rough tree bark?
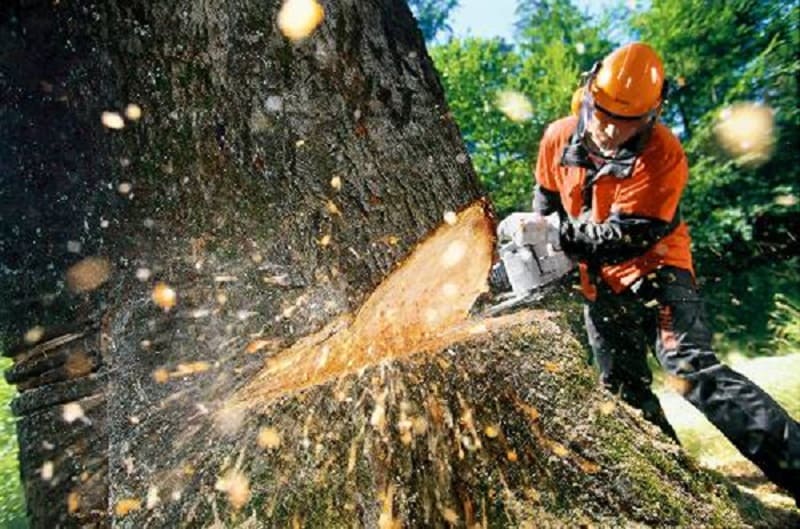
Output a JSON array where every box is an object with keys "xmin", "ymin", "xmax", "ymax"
[{"xmin": 0, "ymin": 1, "xmax": 792, "ymax": 528}]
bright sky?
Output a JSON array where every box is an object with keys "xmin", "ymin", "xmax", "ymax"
[
  {"xmin": 447, "ymin": 0, "xmax": 517, "ymax": 40},
  {"xmin": 448, "ymin": 0, "xmax": 616, "ymax": 41}
]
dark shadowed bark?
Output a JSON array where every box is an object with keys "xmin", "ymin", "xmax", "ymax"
[
  {"xmin": 1, "ymin": 1, "xmax": 795, "ymax": 528},
  {"xmin": 0, "ymin": 0, "xmax": 482, "ymax": 526}
]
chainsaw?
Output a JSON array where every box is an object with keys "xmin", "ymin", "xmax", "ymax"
[{"xmin": 476, "ymin": 212, "xmax": 574, "ymax": 317}]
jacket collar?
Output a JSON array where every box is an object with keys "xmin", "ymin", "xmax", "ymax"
[{"xmin": 559, "ymin": 116, "xmax": 652, "ymax": 179}]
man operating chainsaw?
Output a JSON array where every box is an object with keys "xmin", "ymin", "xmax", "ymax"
[{"xmin": 506, "ymin": 42, "xmax": 799, "ymax": 503}]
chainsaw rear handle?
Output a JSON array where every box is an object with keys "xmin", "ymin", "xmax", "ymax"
[
  {"xmin": 496, "ymin": 212, "xmax": 562, "ymax": 250},
  {"xmin": 496, "ymin": 212, "xmax": 546, "ymax": 248}
]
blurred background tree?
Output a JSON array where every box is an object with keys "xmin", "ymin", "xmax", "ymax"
[{"xmin": 629, "ymin": 0, "xmax": 800, "ymax": 354}]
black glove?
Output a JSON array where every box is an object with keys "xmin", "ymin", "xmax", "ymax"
[{"xmin": 559, "ymin": 214, "xmax": 675, "ymax": 266}]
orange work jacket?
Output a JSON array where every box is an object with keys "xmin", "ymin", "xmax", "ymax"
[{"xmin": 535, "ymin": 116, "xmax": 694, "ymax": 300}]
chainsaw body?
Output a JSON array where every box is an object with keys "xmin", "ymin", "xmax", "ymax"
[{"xmin": 483, "ymin": 212, "xmax": 573, "ymax": 316}]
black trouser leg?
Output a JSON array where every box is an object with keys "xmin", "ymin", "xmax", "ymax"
[
  {"xmin": 646, "ymin": 267, "xmax": 800, "ymax": 499},
  {"xmin": 584, "ymin": 288, "xmax": 679, "ymax": 442}
]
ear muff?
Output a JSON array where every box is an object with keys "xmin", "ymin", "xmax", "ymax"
[
  {"xmin": 650, "ymin": 79, "xmax": 669, "ymax": 118},
  {"xmin": 573, "ymin": 62, "xmax": 600, "ymax": 119}
]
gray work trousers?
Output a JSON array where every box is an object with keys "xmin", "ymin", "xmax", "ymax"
[{"xmin": 583, "ymin": 266, "xmax": 800, "ymax": 499}]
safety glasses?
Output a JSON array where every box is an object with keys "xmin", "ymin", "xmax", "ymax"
[
  {"xmin": 579, "ymin": 86, "xmax": 655, "ymax": 151},
  {"xmin": 589, "ymin": 103, "xmax": 651, "ymax": 139}
]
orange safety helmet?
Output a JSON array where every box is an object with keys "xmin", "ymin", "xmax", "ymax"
[{"xmin": 588, "ymin": 42, "xmax": 667, "ymax": 119}]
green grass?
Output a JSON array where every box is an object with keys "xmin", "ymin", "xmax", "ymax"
[{"xmin": 0, "ymin": 357, "xmax": 27, "ymax": 528}]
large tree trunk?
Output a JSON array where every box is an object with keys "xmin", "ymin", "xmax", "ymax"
[{"xmin": 0, "ymin": 1, "xmax": 791, "ymax": 528}]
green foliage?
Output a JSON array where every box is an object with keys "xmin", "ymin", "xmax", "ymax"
[
  {"xmin": 702, "ymin": 258, "xmax": 800, "ymax": 357},
  {"xmin": 407, "ymin": 0, "xmax": 460, "ymax": 42},
  {"xmin": 431, "ymin": 38, "xmax": 541, "ymax": 214},
  {"xmin": 0, "ymin": 358, "xmax": 26, "ymax": 528},
  {"xmin": 515, "ymin": 0, "xmax": 613, "ymax": 71},
  {"xmin": 429, "ymin": 1, "xmax": 611, "ymax": 215}
]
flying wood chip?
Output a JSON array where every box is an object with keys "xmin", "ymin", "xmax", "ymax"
[
  {"xmin": 714, "ymin": 102, "xmax": 775, "ymax": 167},
  {"xmin": 171, "ymin": 361, "xmax": 211, "ymax": 377},
  {"xmin": 326, "ymin": 200, "xmax": 341, "ymax": 216},
  {"xmin": 484, "ymin": 425, "xmax": 500, "ymax": 438},
  {"xmin": 115, "ymin": 498, "xmax": 142, "ymax": 516},
  {"xmin": 495, "ymin": 90, "xmax": 534, "ymax": 123},
  {"xmin": 215, "ymin": 471, "xmax": 251, "ymax": 510},
  {"xmin": 101, "ymin": 111, "xmax": 125, "ymax": 130},
  {"xmin": 40, "ymin": 461, "xmax": 54, "ymax": 481},
  {"xmin": 23, "ymin": 325, "xmax": 45, "ymax": 344},
  {"xmin": 67, "ymin": 491, "xmax": 80, "ymax": 514},
  {"xmin": 66, "ymin": 257, "xmax": 111, "ymax": 293},
  {"xmin": 146, "ymin": 486, "xmax": 159, "ymax": 509},
  {"xmin": 62, "ymin": 402, "xmax": 86, "ymax": 424},
  {"xmin": 151, "ymin": 282, "xmax": 177, "ymax": 311},
  {"xmin": 246, "ymin": 338, "xmax": 281, "ymax": 354},
  {"xmin": 277, "ymin": 0, "xmax": 324, "ymax": 41},
  {"xmin": 125, "ymin": 103, "xmax": 142, "ymax": 120},
  {"xmin": 152, "ymin": 368, "xmax": 169, "ymax": 384},
  {"xmin": 257, "ymin": 427, "xmax": 282, "ymax": 450}
]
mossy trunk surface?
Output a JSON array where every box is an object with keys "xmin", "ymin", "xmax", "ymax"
[{"xmin": 1, "ymin": 1, "xmax": 795, "ymax": 528}]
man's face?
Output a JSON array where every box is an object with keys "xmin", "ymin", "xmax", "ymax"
[{"xmin": 584, "ymin": 105, "xmax": 649, "ymax": 154}]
